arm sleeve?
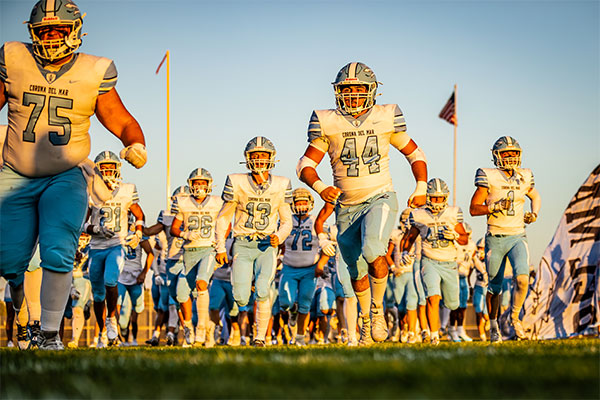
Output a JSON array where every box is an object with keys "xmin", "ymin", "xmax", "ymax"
[
  {"xmin": 131, "ymin": 184, "xmax": 139, "ymax": 204},
  {"xmin": 215, "ymin": 201, "xmax": 237, "ymax": 253},
  {"xmin": 393, "ymin": 104, "xmax": 407, "ymax": 133},
  {"xmin": 98, "ymin": 61, "xmax": 118, "ymax": 95},
  {"xmin": 222, "ymin": 176, "xmax": 235, "ymax": 202},
  {"xmin": 274, "ymin": 203, "xmax": 293, "ymax": 243},
  {"xmin": 474, "ymin": 168, "xmax": 489, "ymax": 188}
]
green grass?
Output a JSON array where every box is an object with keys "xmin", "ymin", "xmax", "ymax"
[{"xmin": 1, "ymin": 339, "xmax": 598, "ymax": 399}]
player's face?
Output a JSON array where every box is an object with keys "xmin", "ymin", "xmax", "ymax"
[
  {"xmin": 499, "ymin": 149, "xmax": 521, "ymax": 169},
  {"xmin": 249, "ymin": 151, "xmax": 271, "ymax": 170},
  {"xmin": 36, "ymin": 25, "xmax": 72, "ymax": 41},
  {"xmin": 190, "ymin": 179, "xmax": 209, "ymax": 197},
  {"xmin": 99, "ymin": 162, "xmax": 117, "ymax": 178},
  {"xmin": 294, "ymin": 199, "xmax": 309, "ymax": 214},
  {"xmin": 340, "ymin": 85, "xmax": 368, "ymax": 109},
  {"xmin": 429, "ymin": 195, "xmax": 446, "ymax": 205}
]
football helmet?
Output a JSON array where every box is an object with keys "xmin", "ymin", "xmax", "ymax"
[
  {"xmin": 187, "ymin": 168, "xmax": 213, "ymax": 198},
  {"xmin": 291, "ymin": 188, "xmax": 314, "ymax": 215},
  {"xmin": 171, "ymin": 185, "xmax": 190, "ymax": 200},
  {"xmin": 94, "ymin": 150, "xmax": 121, "ymax": 189},
  {"xmin": 244, "ymin": 136, "xmax": 277, "ymax": 174},
  {"xmin": 399, "ymin": 208, "xmax": 412, "ymax": 230},
  {"xmin": 332, "ymin": 62, "xmax": 378, "ymax": 115},
  {"xmin": 28, "ymin": 0, "xmax": 85, "ymax": 62},
  {"xmin": 463, "ymin": 221, "xmax": 472, "ymax": 236},
  {"xmin": 492, "ymin": 136, "xmax": 522, "ymax": 171},
  {"xmin": 426, "ymin": 178, "xmax": 450, "ymax": 212}
]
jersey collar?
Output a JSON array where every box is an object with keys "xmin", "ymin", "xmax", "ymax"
[
  {"xmin": 337, "ymin": 107, "xmax": 373, "ymax": 128},
  {"xmin": 247, "ymin": 173, "xmax": 272, "ymax": 194},
  {"xmin": 28, "ymin": 43, "xmax": 79, "ymax": 84}
]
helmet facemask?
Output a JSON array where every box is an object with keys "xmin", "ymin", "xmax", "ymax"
[
  {"xmin": 493, "ymin": 149, "xmax": 522, "ymax": 171},
  {"xmin": 334, "ymin": 83, "xmax": 377, "ymax": 115},
  {"xmin": 426, "ymin": 178, "xmax": 450, "ymax": 213},
  {"xmin": 426, "ymin": 194, "xmax": 448, "ymax": 213},
  {"xmin": 97, "ymin": 161, "xmax": 121, "ymax": 190},
  {"xmin": 188, "ymin": 179, "xmax": 212, "ymax": 198},
  {"xmin": 245, "ymin": 151, "xmax": 276, "ymax": 175}
]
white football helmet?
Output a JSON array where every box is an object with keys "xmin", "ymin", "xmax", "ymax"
[
  {"xmin": 426, "ymin": 178, "xmax": 450, "ymax": 212},
  {"xmin": 492, "ymin": 136, "xmax": 522, "ymax": 171},
  {"xmin": 28, "ymin": 0, "xmax": 85, "ymax": 62},
  {"xmin": 187, "ymin": 168, "xmax": 213, "ymax": 198},
  {"xmin": 291, "ymin": 188, "xmax": 314, "ymax": 216},
  {"xmin": 332, "ymin": 62, "xmax": 379, "ymax": 115},
  {"xmin": 399, "ymin": 208, "xmax": 412, "ymax": 231},
  {"xmin": 94, "ymin": 151, "xmax": 121, "ymax": 189},
  {"xmin": 243, "ymin": 136, "xmax": 277, "ymax": 174}
]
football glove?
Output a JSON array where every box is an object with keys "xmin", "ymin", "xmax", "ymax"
[
  {"xmin": 438, "ymin": 228, "xmax": 459, "ymax": 241},
  {"xmin": 524, "ymin": 212, "xmax": 537, "ymax": 224},
  {"xmin": 318, "ymin": 233, "xmax": 336, "ymax": 257},
  {"xmin": 125, "ymin": 230, "xmax": 143, "ymax": 249},
  {"xmin": 120, "ymin": 143, "xmax": 147, "ymax": 168},
  {"xmin": 154, "ymin": 275, "xmax": 165, "ymax": 286},
  {"xmin": 70, "ymin": 286, "xmax": 81, "ymax": 300},
  {"xmin": 399, "ymin": 251, "xmax": 415, "ymax": 266},
  {"xmin": 93, "ymin": 225, "xmax": 115, "ymax": 239},
  {"xmin": 488, "ymin": 197, "xmax": 512, "ymax": 214}
]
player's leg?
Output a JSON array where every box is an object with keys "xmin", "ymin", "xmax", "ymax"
[
  {"xmin": 335, "ymin": 256, "xmax": 358, "ymax": 345},
  {"xmin": 195, "ymin": 250, "xmax": 216, "ymax": 345},
  {"xmin": 278, "ymin": 265, "xmax": 300, "ymax": 322},
  {"xmin": 68, "ymin": 277, "xmax": 90, "ymax": 348},
  {"xmin": 24, "ymin": 266, "xmax": 43, "ymax": 346},
  {"xmin": 439, "ymin": 262, "xmax": 460, "ymax": 342},
  {"xmin": 253, "ymin": 240, "xmax": 277, "ymax": 346},
  {"xmin": 485, "ymin": 235, "xmax": 509, "ymax": 343},
  {"xmin": 421, "ymin": 256, "xmax": 444, "ymax": 344},
  {"xmin": 296, "ymin": 265, "xmax": 317, "ymax": 343},
  {"xmin": 5, "ymin": 290, "xmax": 15, "ymax": 347},
  {"xmin": 507, "ymin": 235, "xmax": 531, "ymax": 339},
  {"xmin": 231, "ymin": 239, "xmax": 256, "ymax": 345},
  {"xmin": 413, "ymin": 258, "xmax": 430, "ymax": 342},
  {"xmin": 404, "ymin": 274, "xmax": 419, "ymax": 343},
  {"xmin": 103, "ymin": 246, "xmax": 125, "ymax": 345},
  {"xmin": 129, "ymin": 283, "xmax": 144, "ymax": 345},
  {"xmin": 88, "ymin": 249, "xmax": 108, "ymax": 346},
  {"xmin": 177, "ymin": 257, "xmax": 197, "ymax": 346},
  {"xmin": 456, "ymin": 276, "xmax": 472, "ymax": 341}
]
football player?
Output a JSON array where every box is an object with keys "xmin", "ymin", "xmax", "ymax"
[
  {"xmin": 116, "ymin": 220, "xmax": 153, "ymax": 347},
  {"xmin": 297, "ymin": 62, "xmax": 428, "ymax": 344},
  {"xmin": 85, "ymin": 151, "xmax": 145, "ymax": 347},
  {"xmin": 473, "ymin": 238, "xmax": 490, "ymax": 341},
  {"xmin": 399, "ymin": 178, "xmax": 469, "ymax": 345},
  {"xmin": 215, "ymin": 137, "xmax": 293, "ymax": 347},
  {"xmin": 314, "ymin": 202, "xmax": 359, "ymax": 346},
  {"xmin": 66, "ymin": 232, "xmax": 92, "ymax": 348},
  {"xmin": 170, "ymin": 168, "xmax": 222, "ymax": 347},
  {"xmin": 144, "ymin": 186, "xmax": 190, "ymax": 346},
  {"xmin": 0, "ymin": 0, "xmax": 146, "ymax": 350},
  {"xmin": 386, "ymin": 209, "xmax": 419, "ymax": 343},
  {"xmin": 448, "ymin": 222, "xmax": 476, "ymax": 342},
  {"xmin": 279, "ymin": 188, "xmax": 320, "ymax": 346},
  {"xmin": 469, "ymin": 136, "xmax": 541, "ymax": 342}
]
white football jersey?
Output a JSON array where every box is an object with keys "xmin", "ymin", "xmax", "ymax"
[
  {"xmin": 475, "ymin": 167, "xmax": 535, "ymax": 235},
  {"xmin": 222, "ymin": 173, "xmax": 292, "ymax": 238},
  {"xmin": 157, "ymin": 209, "xmax": 184, "ymax": 261},
  {"xmin": 456, "ymin": 239, "xmax": 476, "ymax": 277},
  {"xmin": 171, "ymin": 195, "xmax": 222, "ymax": 249},
  {"xmin": 150, "ymin": 247, "xmax": 166, "ymax": 275},
  {"xmin": 283, "ymin": 214, "xmax": 321, "ymax": 267},
  {"xmin": 389, "ymin": 227, "xmax": 415, "ymax": 273},
  {"xmin": 410, "ymin": 206, "xmax": 464, "ymax": 262},
  {"xmin": 0, "ymin": 42, "xmax": 117, "ymax": 177},
  {"xmin": 119, "ymin": 240, "xmax": 144, "ymax": 286},
  {"xmin": 473, "ymin": 257, "xmax": 488, "ymax": 287},
  {"xmin": 307, "ymin": 104, "xmax": 408, "ymax": 205},
  {"xmin": 89, "ymin": 183, "xmax": 138, "ymax": 250}
]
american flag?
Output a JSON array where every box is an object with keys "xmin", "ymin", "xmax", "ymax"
[{"xmin": 439, "ymin": 91, "xmax": 457, "ymax": 125}]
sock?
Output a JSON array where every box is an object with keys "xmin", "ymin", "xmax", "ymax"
[
  {"xmin": 71, "ymin": 307, "xmax": 85, "ymax": 343},
  {"xmin": 153, "ymin": 329, "xmax": 160, "ymax": 339},
  {"xmin": 195, "ymin": 290, "xmax": 209, "ymax": 330},
  {"xmin": 10, "ymin": 285, "xmax": 28, "ymax": 326},
  {"xmin": 355, "ymin": 288, "xmax": 372, "ymax": 318},
  {"xmin": 344, "ymin": 296, "xmax": 358, "ymax": 341},
  {"xmin": 490, "ymin": 319, "xmax": 499, "ymax": 330},
  {"xmin": 24, "ymin": 267, "xmax": 43, "ymax": 322},
  {"xmin": 511, "ymin": 275, "xmax": 529, "ymax": 322},
  {"xmin": 40, "ymin": 269, "xmax": 72, "ymax": 332},
  {"xmin": 369, "ymin": 275, "xmax": 387, "ymax": 308},
  {"xmin": 255, "ymin": 299, "xmax": 271, "ymax": 341},
  {"xmin": 431, "ymin": 331, "xmax": 439, "ymax": 340},
  {"xmin": 168, "ymin": 304, "xmax": 178, "ymax": 329}
]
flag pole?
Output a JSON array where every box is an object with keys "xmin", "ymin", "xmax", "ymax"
[
  {"xmin": 453, "ymin": 83, "xmax": 457, "ymax": 206},
  {"xmin": 166, "ymin": 50, "xmax": 171, "ymax": 210}
]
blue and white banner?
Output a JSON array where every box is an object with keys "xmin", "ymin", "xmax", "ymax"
[{"xmin": 522, "ymin": 164, "xmax": 600, "ymax": 339}]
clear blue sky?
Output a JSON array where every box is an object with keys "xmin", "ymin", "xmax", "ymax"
[{"xmin": 1, "ymin": 0, "xmax": 598, "ymax": 265}]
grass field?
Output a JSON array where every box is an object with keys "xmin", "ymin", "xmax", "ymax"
[{"xmin": 1, "ymin": 339, "xmax": 598, "ymax": 399}]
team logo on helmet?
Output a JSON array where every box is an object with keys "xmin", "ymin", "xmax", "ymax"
[
  {"xmin": 492, "ymin": 136, "xmax": 522, "ymax": 171},
  {"xmin": 291, "ymin": 188, "xmax": 314, "ymax": 216},
  {"xmin": 28, "ymin": 0, "xmax": 85, "ymax": 62},
  {"xmin": 332, "ymin": 62, "xmax": 379, "ymax": 115},
  {"xmin": 187, "ymin": 168, "xmax": 213, "ymax": 198},
  {"xmin": 426, "ymin": 178, "xmax": 450, "ymax": 212},
  {"xmin": 94, "ymin": 150, "xmax": 121, "ymax": 189},
  {"xmin": 243, "ymin": 136, "xmax": 277, "ymax": 174}
]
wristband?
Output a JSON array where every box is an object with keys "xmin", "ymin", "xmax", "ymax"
[{"xmin": 312, "ymin": 180, "xmax": 328, "ymax": 195}]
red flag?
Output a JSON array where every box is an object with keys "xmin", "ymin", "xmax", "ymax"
[
  {"xmin": 439, "ymin": 91, "xmax": 457, "ymax": 125},
  {"xmin": 155, "ymin": 52, "xmax": 168, "ymax": 74}
]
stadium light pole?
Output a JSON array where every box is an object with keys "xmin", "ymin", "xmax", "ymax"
[
  {"xmin": 453, "ymin": 83, "xmax": 457, "ymax": 206},
  {"xmin": 156, "ymin": 51, "xmax": 171, "ymax": 210}
]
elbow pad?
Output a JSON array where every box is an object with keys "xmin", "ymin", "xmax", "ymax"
[
  {"xmin": 296, "ymin": 155, "xmax": 318, "ymax": 178},
  {"xmin": 405, "ymin": 147, "xmax": 427, "ymax": 165}
]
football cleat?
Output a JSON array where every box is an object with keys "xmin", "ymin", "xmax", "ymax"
[
  {"xmin": 421, "ymin": 330, "xmax": 431, "ymax": 344},
  {"xmin": 38, "ymin": 331, "xmax": 64, "ymax": 351},
  {"xmin": 27, "ymin": 0, "xmax": 85, "ymax": 62},
  {"xmin": 214, "ymin": 324, "xmax": 223, "ymax": 345},
  {"xmin": 407, "ymin": 331, "xmax": 417, "ymax": 344},
  {"xmin": 359, "ymin": 317, "xmax": 374, "ymax": 346},
  {"xmin": 28, "ymin": 321, "xmax": 42, "ymax": 349},
  {"xmin": 129, "ymin": 339, "xmax": 138, "ymax": 347},
  {"xmin": 370, "ymin": 305, "xmax": 388, "ymax": 342},
  {"xmin": 105, "ymin": 317, "xmax": 119, "ymax": 344},
  {"xmin": 227, "ymin": 330, "xmax": 241, "ymax": 347},
  {"xmin": 195, "ymin": 326, "xmax": 206, "ymax": 346},
  {"xmin": 332, "ymin": 62, "xmax": 378, "ymax": 115},
  {"xmin": 490, "ymin": 327, "xmax": 503, "ymax": 343},
  {"xmin": 7, "ymin": 340, "xmax": 15, "ymax": 348},
  {"xmin": 252, "ymin": 339, "xmax": 266, "ymax": 348},
  {"xmin": 512, "ymin": 319, "xmax": 527, "ymax": 340},
  {"xmin": 480, "ymin": 333, "xmax": 487, "ymax": 342},
  {"xmin": 347, "ymin": 337, "xmax": 359, "ymax": 347},
  {"xmin": 431, "ymin": 335, "xmax": 440, "ymax": 346},
  {"xmin": 146, "ymin": 336, "xmax": 159, "ymax": 347},
  {"xmin": 458, "ymin": 327, "xmax": 473, "ymax": 342},
  {"xmin": 204, "ymin": 324, "xmax": 215, "ymax": 348},
  {"xmin": 448, "ymin": 326, "xmax": 461, "ymax": 342},
  {"xmin": 16, "ymin": 323, "xmax": 30, "ymax": 350},
  {"xmin": 339, "ymin": 328, "xmax": 348, "ymax": 344},
  {"xmin": 183, "ymin": 325, "xmax": 194, "ymax": 347},
  {"xmin": 166, "ymin": 332, "xmax": 175, "ymax": 346},
  {"xmin": 294, "ymin": 334, "xmax": 306, "ymax": 347},
  {"xmin": 289, "ymin": 303, "xmax": 299, "ymax": 327},
  {"xmin": 67, "ymin": 340, "xmax": 78, "ymax": 349}
]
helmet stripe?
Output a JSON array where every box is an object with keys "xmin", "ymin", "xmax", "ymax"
[
  {"xmin": 47, "ymin": 0, "xmax": 56, "ymax": 17},
  {"xmin": 348, "ymin": 62, "xmax": 358, "ymax": 79}
]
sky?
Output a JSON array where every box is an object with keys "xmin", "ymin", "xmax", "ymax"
[{"xmin": 1, "ymin": 0, "xmax": 598, "ymax": 266}]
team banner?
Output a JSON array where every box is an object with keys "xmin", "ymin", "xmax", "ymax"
[{"xmin": 522, "ymin": 164, "xmax": 600, "ymax": 339}]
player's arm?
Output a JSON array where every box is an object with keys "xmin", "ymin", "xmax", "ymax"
[
  {"xmin": 454, "ymin": 223, "xmax": 469, "ymax": 246},
  {"xmin": 169, "ymin": 215, "xmax": 184, "ymax": 238},
  {"xmin": 391, "ymin": 134, "xmax": 428, "ymax": 207},
  {"xmin": 470, "ymin": 186, "xmax": 491, "ymax": 216},
  {"xmin": 129, "ymin": 203, "xmax": 145, "ymax": 234},
  {"xmin": 143, "ymin": 222, "xmax": 165, "ymax": 237},
  {"xmin": 215, "ymin": 201, "xmax": 237, "ymax": 264},
  {"xmin": 385, "ymin": 241, "xmax": 395, "ymax": 269},
  {"xmin": 297, "ymin": 139, "xmax": 341, "ymax": 204},
  {"xmin": 314, "ymin": 202, "xmax": 336, "ymax": 257},
  {"xmin": 136, "ymin": 239, "xmax": 154, "ymax": 284},
  {"xmin": 399, "ymin": 226, "xmax": 420, "ymax": 253},
  {"xmin": 272, "ymin": 203, "xmax": 293, "ymax": 247},
  {"xmin": 525, "ymin": 188, "xmax": 541, "ymax": 223},
  {"xmin": 95, "ymin": 88, "xmax": 146, "ymax": 168},
  {"xmin": 0, "ymin": 80, "xmax": 6, "ymax": 110}
]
